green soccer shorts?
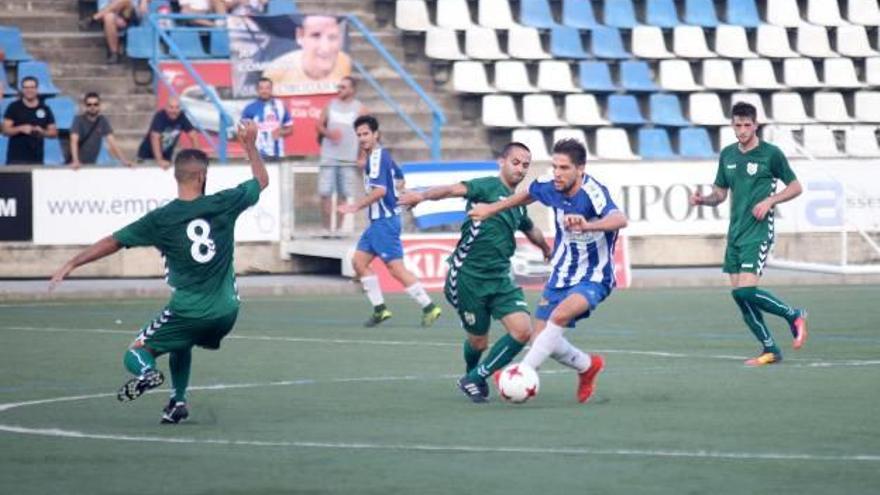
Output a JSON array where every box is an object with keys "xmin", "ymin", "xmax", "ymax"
[
  {"xmin": 444, "ymin": 271, "xmax": 530, "ymax": 335},
  {"xmin": 132, "ymin": 308, "xmax": 239, "ymax": 354},
  {"xmin": 722, "ymin": 241, "xmax": 771, "ymax": 276}
]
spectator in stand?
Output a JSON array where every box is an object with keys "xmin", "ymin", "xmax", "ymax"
[
  {"xmin": 223, "ymin": 0, "xmax": 267, "ymax": 14},
  {"xmin": 81, "ymin": 0, "xmax": 150, "ymax": 64},
  {"xmin": 70, "ymin": 92, "xmax": 132, "ymax": 168},
  {"xmin": 136, "ymin": 97, "xmax": 198, "ymax": 169},
  {"xmin": 2, "ymin": 76, "xmax": 58, "ymax": 165},
  {"xmin": 179, "ymin": 0, "xmax": 227, "ymax": 27},
  {"xmin": 240, "ymin": 77, "xmax": 292, "ymax": 161}
]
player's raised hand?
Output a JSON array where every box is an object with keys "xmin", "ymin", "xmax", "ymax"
[
  {"xmin": 237, "ymin": 119, "xmax": 258, "ymax": 147},
  {"xmin": 397, "ymin": 191, "xmax": 423, "ymax": 207},
  {"xmin": 468, "ymin": 203, "xmax": 493, "ymax": 222},
  {"xmin": 564, "ymin": 214, "xmax": 589, "ymax": 232},
  {"xmin": 752, "ymin": 198, "xmax": 773, "ymax": 220}
]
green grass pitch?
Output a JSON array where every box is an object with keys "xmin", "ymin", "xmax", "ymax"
[{"xmin": 1, "ymin": 285, "xmax": 879, "ymax": 494}]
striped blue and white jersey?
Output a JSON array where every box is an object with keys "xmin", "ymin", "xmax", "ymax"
[
  {"xmin": 528, "ymin": 175, "xmax": 620, "ymax": 290},
  {"xmin": 240, "ymin": 98, "xmax": 292, "ymax": 158},
  {"xmin": 364, "ymin": 147, "xmax": 401, "ymax": 221}
]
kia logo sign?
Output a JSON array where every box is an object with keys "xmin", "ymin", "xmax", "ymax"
[{"xmin": 402, "ymin": 243, "xmax": 454, "ymax": 287}]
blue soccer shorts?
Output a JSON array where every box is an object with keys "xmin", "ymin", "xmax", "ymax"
[
  {"xmin": 356, "ymin": 216, "xmax": 404, "ymax": 262},
  {"xmin": 535, "ymin": 281, "xmax": 610, "ymax": 327}
]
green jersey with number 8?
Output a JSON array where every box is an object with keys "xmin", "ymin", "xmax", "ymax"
[{"xmin": 113, "ymin": 179, "xmax": 262, "ymax": 319}]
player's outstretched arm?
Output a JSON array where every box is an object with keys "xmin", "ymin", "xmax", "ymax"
[
  {"xmin": 49, "ymin": 236, "xmax": 122, "ymax": 292},
  {"xmin": 468, "ymin": 190, "xmax": 534, "ymax": 221},
  {"xmin": 238, "ymin": 120, "xmax": 269, "ymax": 190},
  {"xmin": 338, "ymin": 186, "xmax": 386, "ymax": 214},
  {"xmin": 398, "ymin": 183, "xmax": 468, "ymax": 207},
  {"xmin": 752, "ymin": 180, "xmax": 802, "ymax": 221},
  {"xmin": 690, "ymin": 185, "xmax": 728, "ymax": 207},
  {"xmin": 524, "ymin": 226, "xmax": 552, "ymax": 261},
  {"xmin": 564, "ymin": 210, "xmax": 628, "ymax": 233}
]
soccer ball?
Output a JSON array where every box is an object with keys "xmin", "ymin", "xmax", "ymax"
[{"xmin": 496, "ymin": 363, "xmax": 540, "ymax": 404}]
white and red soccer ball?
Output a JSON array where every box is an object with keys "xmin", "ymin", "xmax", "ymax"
[{"xmin": 496, "ymin": 363, "xmax": 540, "ymax": 403}]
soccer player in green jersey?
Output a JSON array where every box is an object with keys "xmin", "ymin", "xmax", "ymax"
[
  {"xmin": 48, "ymin": 121, "xmax": 268, "ymax": 423},
  {"xmin": 690, "ymin": 102, "xmax": 808, "ymax": 366},
  {"xmin": 399, "ymin": 142, "xmax": 552, "ymax": 402}
]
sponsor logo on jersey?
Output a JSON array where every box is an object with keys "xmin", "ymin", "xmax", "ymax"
[
  {"xmin": 463, "ymin": 311, "xmax": 476, "ymax": 326},
  {"xmin": 726, "ymin": 164, "xmax": 737, "ymax": 169}
]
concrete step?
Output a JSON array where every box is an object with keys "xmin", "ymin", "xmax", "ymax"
[
  {"xmin": 0, "ymin": 0, "xmax": 80, "ymax": 15},
  {"xmin": 0, "ymin": 13, "xmax": 82, "ymax": 32},
  {"xmin": 49, "ymin": 62, "xmax": 134, "ymax": 79},
  {"xmin": 52, "ymin": 75, "xmax": 147, "ymax": 96},
  {"xmin": 29, "ymin": 46, "xmax": 115, "ymax": 65},
  {"xmin": 22, "ymin": 32, "xmax": 105, "ymax": 49}
]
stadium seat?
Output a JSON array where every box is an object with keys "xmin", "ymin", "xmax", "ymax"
[
  {"xmin": 425, "ymin": 28, "xmax": 467, "ymax": 60},
  {"xmin": 846, "ymin": 0, "xmax": 880, "ymax": 26},
  {"xmin": 436, "ymin": 0, "xmax": 473, "ymax": 30},
  {"xmin": 511, "ymin": 128, "xmax": 551, "ymax": 161},
  {"xmin": 578, "ymin": 61, "xmax": 617, "ymax": 92},
  {"xmin": 552, "ymin": 128, "xmax": 592, "ymax": 157},
  {"xmin": 684, "ymin": 0, "xmax": 719, "ymax": 27},
  {"xmin": 823, "ymin": 58, "xmax": 865, "ymax": 88},
  {"xmin": 714, "ymin": 25, "xmax": 757, "ymax": 59},
  {"xmin": 845, "ymin": 126, "xmax": 880, "ymax": 157},
  {"xmin": 46, "ymin": 96, "xmax": 76, "ymax": 130},
  {"xmin": 725, "ymin": 0, "xmax": 761, "ymax": 27},
  {"xmin": 658, "ymin": 60, "xmax": 702, "ymax": 91},
  {"xmin": 730, "ymin": 92, "xmax": 772, "ymax": 123},
  {"xmin": 395, "ymin": 0, "xmax": 430, "ymax": 31},
  {"xmin": 0, "ymin": 136, "xmax": 7, "ymax": 166},
  {"xmin": 673, "ymin": 26, "xmax": 715, "ymax": 58},
  {"xmin": 96, "ymin": 139, "xmax": 120, "ymax": 166},
  {"xmin": 452, "ymin": 61, "xmax": 495, "ymax": 93},
  {"xmin": 520, "ymin": 0, "xmax": 557, "ymax": 29},
  {"xmin": 16, "ymin": 61, "xmax": 61, "ymax": 95},
  {"xmin": 866, "ymin": 58, "xmax": 880, "ymax": 86},
  {"xmin": 507, "ymin": 26, "xmax": 551, "ymax": 59},
  {"xmin": 266, "ymin": 0, "xmax": 297, "ymax": 15},
  {"xmin": 741, "ymin": 59, "xmax": 784, "ymax": 90},
  {"xmin": 168, "ymin": 30, "xmax": 208, "ymax": 59},
  {"xmin": 537, "ymin": 61, "xmax": 579, "ymax": 92},
  {"xmin": 638, "ymin": 128, "xmax": 676, "ymax": 159},
  {"xmin": 679, "ymin": 127, "xmax": 716, "ymax": 158},
  {"xmin": 766, "ymin": 0, "xmax": 802, "ymax": 27},
  {"xmin": 561, "ymin": 0, "xmax": 599, "ymax": 29},
  {"xmin": 0, "ymin": 96, "xmax": 14, "ymax": 116},
  {"xmin": 783, "ymin": 58, "xmax": 823, "ymax": 89},
  {"xmin": 564, "ymin": 94, "xmax": 609, "ymax": 126},
  {"xmin": 631, "ymin": 26, "xmax": 674, "ymax": 59},
  {"xmin": 478, "ymin": 0, "xmax": 518, "ymax": 29},
  {"xmin": 595, "ymin": 127, "xmax": 639, "ymax": 159},
  {"xmin": 702, "ymin": 59, "xmax": 742, "ymax": 91},
  {"xmin": 550, "ymin": 26, "xmax": 588, "ymax": 59},
  {"xmin": 494, "ymin": 61, "xmax": 538, "ymax": 93},
  {"xmin": 719, "ymin": 125, "xmax": 737, "ymax": 148},
  {"xmin": 757, "ymin": 25, "xmax": 799, "ymax": 58},
  {"xmin": 209, "ymin": 29, "xmax": 229, "ymax": 57},
  {"xmin": 465, "ymin": 27, "xmax": 509, "ymax": 60},
  {"xmin": 646, "ymin": 0, "xmax": 680, "ymax": 28},
  {"xmin": 649, "ymin": 93, "xmax": 690, "ymax": 126},
  {"xmin": 806, "ymin": 0, "xmax": 846, "ymax": 26},
  {"xmin": 620, "ymin": 61, "xmax": 659, "ymax": 92},
  {"xmin": 796, "ymin": 24, "xmax": 837, "ymax": 58},
  {"xmin": 590, "ymin": 26, "xmax": 629, "ymax": 59},
  {"xmin": 604, "ymin": 0, "xmax": 638, "ymax": 28},
  {"xmin": 607, "ymin": 94, "xmax": 646, "ymax": 125},
  {"xmin": 126, "ymin": 25, "xmax": 154, "ymax": 59},
  {"xmin": 43, "ymin": 138, "xmax": 65, "ymax": 166},
  {"xmin": 836, "ymin": 25, "xmax": 879, "ymax": 58},
  {"xmin": 689, "ymin": 93, "xmax": 728, "ymax": 126},
  {"xmin": 763, "ymin": 125, "xmax": 804, "ymax": 157},
  {"xmin": 771, "ymin": 92, "xmax": 813, "ymax": 123},
  {"xmin": 854, "ymin": 91, "xmax": 880, "ymax": 122},
  {"xmin": 482, "ymin": 95, "xmax": 523, "ymax": 127},
  {"xmin": 523, "ymin": 94, "xmax": 566, "ymax": 126},
  {"xmin": 802, "ymin": 125, "xmax": 843, "ymax": 157},
  {"xmin": 813, "ymin": 92, "xmax": 853, "ymax": 123},
  {"xmin": 0, "ymin": 27, "xmax": 32, "ymax": 61}
]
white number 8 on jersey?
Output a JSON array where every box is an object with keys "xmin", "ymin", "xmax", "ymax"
[{"xmin": 187, "ymin": 218, "xmax": 216, "ymax": 263}]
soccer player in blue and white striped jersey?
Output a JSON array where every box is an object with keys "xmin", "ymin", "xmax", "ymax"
[
  {"xmin": 469, "ymin": 138, "xmax": 627, "ymax": 403},
  {"xmin": 338, "ymin": 115, "xmax": 441, "ymax": 327}
]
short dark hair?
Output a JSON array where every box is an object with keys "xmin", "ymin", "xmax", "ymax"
[
  {"xmin": 353, "ymin": 114, "xmax": 379, "ymax": 132},
  {"xmin": 20, "ymin": 76, "xmax": 38, "ymax": 88},
  {"xmin": 552, "ymin": 138, "xmax": 587, "ymax": 166},
  {"xmin": 341, "ymin": 76, "xmax": 357, "ymax": 89},
  {"xmin": 500, "ymin": 141, "xmax": 530, "ymax": 158},
  {"xmin": 83, "ymin": 92, "xmax": 100, "ymax": 102},
  {"xmin": 257, "ymin": 77, "xmax": 273, "ymax": 86},
  {"xmin": 175, "ymin": 149, "xmax": 209, "ymax": 169},
  {"xmin": 731, "ymin": 101, "xmax": 758, "ymax": 122}
]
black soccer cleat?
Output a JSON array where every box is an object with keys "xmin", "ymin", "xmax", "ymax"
[
  {"xmin": 457, "ymin": 376, "xmax": 489, "ymax": 403},
  {"xmin": 117, "ymin": 369, "xmax": 165, "ymax": 402},
  {"xmin": 364, "ymin": 308, "xmax": 392, "ymax": 327},
  {"xmin": 161, "ymin": 399, "xmax": 190, "ymax": 424}
]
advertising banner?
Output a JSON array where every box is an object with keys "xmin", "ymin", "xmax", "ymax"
[
  {"xmin": 32, "ymin": 166, "xmax": 280, "ymax": 245},
  {"xmin": 0, "ymin": 171, "xmax": 32, "ymax": 241}
]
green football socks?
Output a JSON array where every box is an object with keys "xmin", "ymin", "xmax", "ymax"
[
  {"xmin": 752, "ymin": 288, "xmax": 797, "ymax": 322},
  {"xmin": 463, "ymin": 340, "xmax": 483, "ymax": 373},
  {"xmin": 169, "ymin": 349, "xmax": 192, "ymax": 403},
  {"xmin": 467, "ymin": 333, "xmax": 526, "ymax": 382},
  {"xmin": 732, "ymin": 288, "xmax": 780, "ymax": 355},
  {"xmin": 123, "ymin": 347, "xmax": 156, "ymax": 376}
]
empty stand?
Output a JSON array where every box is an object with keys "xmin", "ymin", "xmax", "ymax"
[
  {"xmin": 783, "ymin": 58, "xmax": 823, "ymax": 89},
  {"xmin": 823, "ymin": 58, "xmax": 864, "ymax": 88},
  {"xmin": 631, "ymin": 26, "xmax": 674, "ymax": 59},
  {"xmin": 590, "ymin": 26, "xmax": 629, "ymax": 59},
  {"xmin": 0, "ymin": 26, "xmax": 32, "ymax": 61},
  {"xmin": 511, "ymin": 128, "xmax": 551, "ymax": 160},
  {"xmin": 766, "ymin": 0, "xmax": 802, "ymax": 27},
  {"xmin": 43, "ymin": 138, "xmax": 65, "ymax": 166},
  {"xmin": 854, "ymin": 91, "xmax": 880, "ymax": 122},
  {"xmin": 550, "ymin": 26, "xmax": 589, "ymax": 59},
  {"xmin": 702, "ymin": 59, "xmax": 742, "ymax": 91},
  {"xmin": 507, "ymin": 26, "xmax": 551, "ymax": 59},
  {"xmin": 578, "ymin": 61, "xmax": 617, "ymax": 92},
  {"xmin": 46, "ymin": 96, "xmax": 76, "ymax": 130},
  {"xmin": 607, "ymin": 94, "xmax": 646, "ymax": 125},
  {"xmin": 520, "ymin": 0, "xmax": 557, "ymax": 29},
  {"xmin": 806, "ymin": 0, "xmax": 847, "ymax": 26},
  {"xmin": 757, "ymin": 25, "xmax": 799, "ymax": 58},
  {"xmin": 478, "ymin": 0, "xmax": 518, "ymax": 29},
  {"xmin": 659, "ymin": 60, "xmax": 702, "ymax": 91},
  {"xmin": 646, "ymin": 0, "xmax": 680, "ymax": 28},
  {"xmin": 866, "ymin": 58, "xmax": 880, "ymax": 86},
  {"xmin": 494, "ymin": 61, "xmax": 538, "ymax": 93},
  {"xmin": 689, "ymin": 93, "xmax": 728, "ymax": 125},
  {"xmin": 523, "ymin": 94, "xmax": 566, "ymax": 126},
  {"xmin": 452, "ymin": 61, "xmax": 495, "ymax": 93},
  {"xmin": 802, "ymin": 125, "xmax": 843, "ymax": 157},
  {"xmin": 845, "ymin": 126, "xmax": 880, "ymax": 157},
  {"xmin": 674, "ymin": 26, "xmax": 716, "ymax": 58},
  {"xmin": 836, "ymin": 25, "xmax": 879, "ymax": 58},
  {"xmin": 714, "ymin": 25, "xmax": 757, "ymax": 59},
  {"xmin": 846, "ymin": 0, "xmax": 880, "ymax": 26},
  {"xmin": 169, "ymin": 31, "xmax": 208, "ymax": 59},
  {"xmin": 395, "ymin": 0, "xmax": 430, "ymax": 31},
  {"xmin": 771, "ymin": 92, "xmax": 814, "ymax": 123},
  {"xmin": 726, "ymin": 0, "xmax": 761, "ymax": 28},
  {"xmin": 16, "ymin": 61, "xmax": 60, "ymax": 95},
  {"xmin": 596, "ymin": 127, "xmax": 639, "ymax": 159},
  {"xmin": 561, "ymin": 0, "xmax": 600, "ymax": 29},
  {"xmin": 425, "ymin": 28, "xmax": 467, "ymax": 60},
  {"xmin": 684, "ymin": 0, "xmax": 720, "ymax": 27},
  {"xmin": 813, "ymin": 92, "xmax": 853, "ymax": 123},
  {"xmin": 741, "ymin": 59, "xmax": 785, "ymax": 90},
  {"xmin": 649, "ymin": 93, "xmax": 690, "ymax": 126},
  {"xmin": 482, "ymin": 94, "xmax": 522, "ymax": 127},
  {"xmin": 679, "ymin": 127, "xmax": 716, "ymax": 158},
  {"xmin": 796, "ymin": 24, "xmax": 837, "ymax": 58},
  {"xmin": 620, "ymin": 61, "xmax": 660, "ymax": 92},
  {"xmin": 564, "ymin": 94, "xmax": 609, "ymax": 126},
  {"xmin": 537, "ymin": 60, "xmax": 579, "ymax": 92},
  {"xmin": 465, "ymin": 27, "xmax": 509, "ymax": 60},
  {"xmin": 638, "ymin": 128, "xmax": 676, "ymax": 159},
  {"xmin": 604, "ymin": 0, "xmax": 638, "ymax": 28},
  {"xmin": 436, "ymin": 0, "xmax": 473, "ymax": 30},
  {"xmin": 763, "ymin": 125, "xmax": 805, "ymax": 157}
]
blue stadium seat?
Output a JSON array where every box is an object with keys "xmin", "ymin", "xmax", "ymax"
[
  {"xmin": 591, "ymin": 26, "xmax": 629, "ymax": 59},
  {"xmin": 550, "ymin": 26, "xmax": 588, "ymax": 59},
  {"xmin": 520, "ymin": 0, "xmax": 557, "ymax": 29},
  {"xmin": 679, "ymin": 127, "xmax": 715, "ymax": 158},
  {"xmin": 43, "ymin": 138, "xmax": 65, "ymax": 166},
  {"xmin": 267, "ymin": 0, "xmax": 298, "ymax": 15},
  {"xmin": 0, "ymin": 135, "xmax": 7, "ymax": 166},
  {"xmin": 726, "ymin": 0, "xmax": 761, "ymax": 28},
  {"xmin": 608, "ymin": 94, "xmax": 646, "ymax": 125},
  {"xmin": 16, "ymin": 61, "xmax": 61, "ymax": 95},
  {"xmin": 96, "ymin": 139, "xmax": 119, "ymax": 166},
  {"xmin": 46, "ymin": 96, "xmax": 76, "ymax": 130},
  {"xmin": 684, "ymin": 0, "xmax": 719, "ymax": 27},
  {"xmin": 604, "ymin": 0, "xmax": 638, "ymax": 28},
  {"xmin": 620, "ymin": 61, "xmax": 659, "ymax": 92},
  {"xmin": 210, "ymin": 29, "xmax": 230, "ymax": 57},
  {"xmin": 649, "ymin": 93, "xmax": 690, "ymax": 126},
  {"xmin": 0, "ymin": 27, "xmax": 33, "ymax": 61},
  {"xmin": 126, "ymin": 25, "xmax": 155, "ymax": 59},
  {"xmin": 638, "ymin": 128, "xmax": 676, "ymax": 158},
  {"xmin": 0, "ymin": 96, "xmax": 15, "ymax": 115},
  {"xmin": 578, "ymin": 61, "xmax": 617, "ymax": 92},
  {"xmin": 646, "ymin": 0, "xmax": 681, "ymax": 28},
  {"xmin": 562, "ymin": 0, "xmax": 599, "ymax": 29},
  {"xmin": 168, "ymin": 30, "xmax": 208, "ymax": 59}
]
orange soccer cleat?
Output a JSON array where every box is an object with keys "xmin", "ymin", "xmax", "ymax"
[{"xmin": 577, "ymin": 354, "xmax": 605, "ymax": 403}]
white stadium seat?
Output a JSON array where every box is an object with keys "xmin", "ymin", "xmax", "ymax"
[
  {"xmin": 465, "ymin": 27, "xmax": 509, "ymax": 60},
  {"xmin": 507, "ymin": 26, "xmax": 551, "ymax": 59},
  {"xmin": 763, "ymin": 125, "xmax": 805, "ymax": 157},
  {"xmin": 395, "ymin": 0, "xmax": 431, "ymax": 31},
  {"xmin": 730, "ymin": 92, "xmax": 772, "ymax": 123},
  {"xmin": 689, "ymin": 93, "xmax": 728, "ymax": 125},
  {"xmin": 537, "ymin": 60, "xmax": 579, "ymax": 92},
  {"xmin": 802, "ymin": 125, "xmax": 844, "ymax": 157},
  {"xmin": 719, "ymin": 126, "xmax": 737, "ymax": 148},
  {"xmin": 482, "ymin": 94, "xmax": 523, "ymax": 127},
  {"xmin": 436, "ymin": 0, "xmax": 473, "ymax": 30},
  {"xmin": 823, "ymin": 58, "xmax": 865, "ymax": 88},
  {"xmin": 742, "ymin": 59, "xmax": 785, "ymax": 90},
  {"xmin": 836, "ymin": 25, "xmax": 880, "ymax": 58},
  {"xmin": 757, "ymin": 25, "xmax": 799, "ymax": 58},
  {"xmin": 452, "ymin": 61, "xmax": 495, "ymax": 93},
  {"xmin": 796, "ymin": 24, "xmax": 837, "ymax": 58},
  {"xmin": 659, "ymin": 60, "xmax": 702, "ymax": 91},
  {"xmin": 845, "ymin": 125, "xmax": 880, "ymax": 157},
  {"xmin": 854, "ymin": 91, "xmax": 880, "ymax": 123},
  {"xmin": 715, "ymin": 25, "xmax": 757, "ymax": 59},
  {"xmin": 564, "ymin": 94, "xmax": 609, "ymax": 126},
  {"xmin": 807, "ymin": 0, "xmax": 847, "ymax": 26},
  {"xmin": 595, "ymin": 128, "xmax": 639, "ymax": 160},
  {"xmin": 783, "ymin": 58, "xmax": 823, "ymax": 89},
  {"xmin": 478, "ymin": 0, "xmax": 519, "ymax": 30},
  {"xmin": 631, "ymin": 26, "xmax": 674, "ymax": 59},
  {"xmin": 522, "ymin": 94, "xmax": 566, "ymax": 127},
  {"xmin": 771, "ymin": 92, "xmax": 813, "ymax": 123},
  {"xmin": 813, "ymin": 92, "xmax": 853, "ymax": 123},
  {"xmin": 511, "ymin": 128, "xmax": 551, "ymax": 160},
  {"xmin": 493, "ymin": 61, "xmax": 538, "ymax": 93},
  {"xmin": 766, "ymin": 0, "xmax": 803, "ymax": 27},
  {"xmin": 866, "ymin": 58, "xmax": 880, "ymax": 86},
  {"xmin": 846, "ymin": 0, "xmax": 880, "ymax": 26},
  {"xmin": 702, "ymin": 59, "xmax": 742, "ymax": 90},
  {"xmin": 553, "ymin": 128, "xmax": 592, "ymax": 158},
  {"xmin": 673, "ymin": 26, "xmax": 715, "ymax": 59},
  {"xmin": 425, "ymin": 28, "xmax": 467, "ymax": 60}
]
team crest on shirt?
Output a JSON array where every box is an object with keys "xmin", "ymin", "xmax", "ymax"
[
  {"xmin": 463, "ymin": 311, "xmax": 476, "ymax": 325},
  {"xmin": 36, "ymin": 109, "xmax": 46, "ymax": 119},
  {"xmin": 746, "ymin": 162, "xmax": 759, "ymax": 175}
]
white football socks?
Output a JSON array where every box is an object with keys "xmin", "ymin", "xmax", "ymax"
[
  {"xmin": 551, "ymin": 337, "xmax": 591, "ymax": 373},
  {"xmin": 404, "ymin": 282, "xmax": 432, "ymax": 308},
  {"xmin": 521, "ymin": 320, "xmax": 565, "ymax": 370},
  {"xmin": 361, "ymin": 275, "xmax": 384, "ymax": 307}
]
